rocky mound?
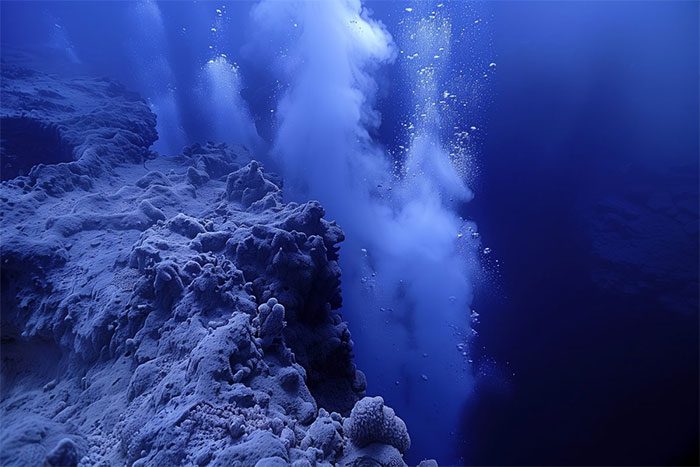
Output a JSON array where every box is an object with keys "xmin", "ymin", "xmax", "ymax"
[{"xmin": 0, "ymin": 67, "xmax": 422, "ymax": 466}]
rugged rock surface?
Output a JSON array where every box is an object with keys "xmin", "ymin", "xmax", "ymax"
[{"xmin": 0, "ymin": 67, "xmax": 416, "ymax": 466}]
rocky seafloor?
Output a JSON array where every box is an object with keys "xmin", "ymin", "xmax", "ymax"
[{"xmin": 0, "ymin": 66, "xmax": 433, "ymax": 467}]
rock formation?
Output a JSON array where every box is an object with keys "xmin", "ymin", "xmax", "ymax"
[{"xmin": 0, "ymin": 67, "xmax": 422, "ymax": 466}]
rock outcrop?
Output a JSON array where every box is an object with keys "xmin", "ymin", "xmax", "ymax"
[{"xmin": 0, "ymin": 67, "xmax": 417, "ymax": 466}]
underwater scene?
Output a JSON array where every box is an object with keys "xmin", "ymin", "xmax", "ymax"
[{"xmin": 0, "ymin": 1, "xmax": 697, "ymax": 466}]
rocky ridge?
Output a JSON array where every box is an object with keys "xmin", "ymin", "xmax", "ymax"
[{"xmin": 0, "ymin": 67, "xmax": 425, "ymax": 466}]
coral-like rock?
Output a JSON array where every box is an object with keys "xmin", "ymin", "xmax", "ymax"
[
  {"xmin": 167, "ymin": 212, "xmax": 207, "ymax": 238},
  {"xmin": 182, "ymin": 141, "xmax": 241, "ymax": 180},
  {"xmin": 255, "ymin": 298, "xmax": 286, "ymax": 348},
  {"xmin": 418, "ymin": 459, "xmax": 439, "ymax": 467},
  {"xmin": 213, "ymin": 430, "xmax": 287, "ymax": 466},
  {"xmin": 225, "ymin": 160, "xmax": 280, "ymax": 209},
  {"xmin": 344, "ymin": 396, "xmax": 411, "ymax": 454},
  {"xmin": 45, "ymin": 438, "xmax": 80, "ymax": 467},
  {"xmin": 0, "ymin": 67, "xmax": 413, "ymax": 467},
  {"xmin": 300, "ymin": 409, "xmax": 344, "ymax": 458}
]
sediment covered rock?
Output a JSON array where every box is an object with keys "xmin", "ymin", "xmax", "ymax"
[{"xmin": 0, "ymin": 68, "xmax": 415, "ymax": 466}]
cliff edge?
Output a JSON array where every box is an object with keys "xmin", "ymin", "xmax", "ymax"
[{"xmin": 0, "ymin": 67, "xmax": 418, "ymax": 466}]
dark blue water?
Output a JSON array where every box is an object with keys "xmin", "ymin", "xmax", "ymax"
[
  {"xmin": 361, "ymin": 2, "xmax": 699, "ymax": 464},
  {"xmin": 463, "ymin": 2, "xmax": 699, "ymax": 465},
  {"xmin": 1, "ymin": 1, "xmax": 697, "ymax": 465}
]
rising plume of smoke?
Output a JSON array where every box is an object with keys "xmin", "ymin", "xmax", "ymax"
[
  {"xmin": 47, "ymin": 19, "xmax": 81, "ymax": 65},
  {"xmin": 129, "ymin": 0, "xmax": 186, "ymax": 155},
  {"xmin": 250, "ymin": 0, "xmax": 394, "ymax": 205},
  {"xmin": 199, "ymin": 6, "xmax": 262, "ymax": 151},
  {"xmin": 250, "ymin": 0, "xmax": 479, "ymax": 461},
  {"xmin": 200, "ymin": 56, "xmax": 261, "ymax": 151}
]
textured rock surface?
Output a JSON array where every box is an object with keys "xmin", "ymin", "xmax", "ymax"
[
  {"xmin": 0, "ymin": 63, "xmax": 157, "ymax": 185},
  {"xmin": 0, "ymin": 68, "xmax": 418, "ymax": 466},
  {"xmin": 344, "ymin": 397, "xmax": 410, "ymax": 454}
]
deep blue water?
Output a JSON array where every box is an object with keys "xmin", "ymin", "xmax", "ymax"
[
  {"xmin": 465, "ymin": 2, "xmax": 699, "ymax": 465},
  {"xmin": 1, "ymin": 1, "xmax": 698, "ymax": 465}
]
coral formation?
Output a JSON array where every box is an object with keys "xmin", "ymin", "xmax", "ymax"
[
  {"xmin": 0, "ymin": 67, "xmax": 424, "ymax": 466},
  {"xmin": 344, "ymin": 397, "xmax": 411, "ymax": 454},
  {"xmin": 45, "ymin": 438, "xmax": 80, "ymax": 467}
]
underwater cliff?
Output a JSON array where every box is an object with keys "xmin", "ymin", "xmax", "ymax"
[
  {"xmin": 1, "ymin": 1, "xmax": 698, "ymax": 465},
  {"xmin": 0, "ymin": 66, "xmax": 429, "ymax": 467}
]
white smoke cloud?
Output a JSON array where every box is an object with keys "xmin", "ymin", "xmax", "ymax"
[
  {"xmin": 48, "ymin": 20, "xmax": 81, "ymax": 65},
  {"xmin": 200, "ymin": 56, "xmax": 261, "ymax": 151},
  {"xmin": 198, "ymin": 6, "xmax": 262, "ymax": 151},
  {"xmin": 129, "ymin": 0, "xmax": 186, "ymax": 155},
  {"xmin": 250, "ymin": 0, "xmax": 480, "ymax": 460},
  {"xmin": 250, "ymin": 0, "xmax": 394, "ymax": 203}
]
